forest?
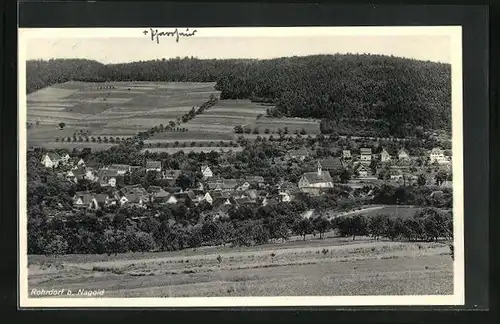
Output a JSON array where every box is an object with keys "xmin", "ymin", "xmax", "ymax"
[{"xmin": 26, "ymin": 54, "xmax": 451, "ymax": 138}]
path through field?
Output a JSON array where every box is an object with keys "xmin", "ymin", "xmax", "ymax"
[{"xmin": 28, "ymin": 238, "xmax": 453, "ymax": 297}]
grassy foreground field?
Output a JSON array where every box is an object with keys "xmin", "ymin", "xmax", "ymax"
[{"xmin": 28, "ymin": 236, "xmax": 453, "ymax": 297}]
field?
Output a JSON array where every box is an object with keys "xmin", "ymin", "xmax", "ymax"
[
  {"xmin": 26, "ymin": 81, "xmax": 221, "ymax": 150},
  {"xmin": 27, "ymin": 82, "xmax": 320, "ymax": 152},
  {"xmin": 28, "ymin": 235, "xmax": 453, "ymax": 297}
]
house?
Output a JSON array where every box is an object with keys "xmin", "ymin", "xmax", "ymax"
[
  {"xmin": 109, "ymin": 164, "xmax": 131, "ymax": 175},
  {"xmin": 161, "ymin": 169, "xmax": 182, "ymax": 181},
  {"xmin": 380, "ymin": 149, "xmax": 391, "ymax": 163},
  {"xmin": 236, "ymin": 181, "xmax": 251, "ymax": 191},
  {"xmin": 60, "ymin": 153, "xmax": 71, "ymax": 165},
  {"xmin": 147, "ymin": 186, "xmax": 163, "ymax": 194},
  {"xmin": 234, "ymin": 197, "xmax": 256, "ymax": 207},
  {"xmin": 317, "ymin": 158, "xmax": 343, "ymax": 174},
  {"xmin": 172, "ymin": 191, "xmax": 196, "ymax": 205},
  {"xmin": 97, "ymin": 169, "xmax": 118, "ymax": 187},
  {"xmin": 245, "ymin": 176, "xmax": 265, "ymax": 188},
  {"xmin": 398, "ymin": 148, "xmax": 410, "ymax": 161},
  {"xmin": 151, "ymin": 189, "xmax": 171, "ymax": 203},
  {"xmin": 201, "ymin": 165, "xmax": 213, "ymax": 178},
  {"xmin": 85, "ymin": 168, "xmax": 97, "ymax": 182},
  {"xmin": 356, "ymin": 164, "xmax": 371, "ymax": 178},
  {"xmin": 66, "ymin": 167, "xmax": 86, "ymax": 184},
  {"xmin": 288, "ymin": 148, "xmax": 310, "ymax": 160},
  {"xmin": 202, "ymin": 192, "xmax": 213, "ymax": 204},
  {"xmin": 222, "ymin": 179, "xmax": 239, "ymax": 191},
  {"xmin": 429, "ymin": 147, "xmax": 449, "ymax": 164},
  {"xmin": 389, "ymin": 169, "xmax": 404, "ymax": 181},
  {"xmin": 72, "ymin": 192, "xmax": 98, "ymax": 210},
  {"xmin": 123, "ymin": 192, "xmax": 150, "ymax": 207},
  {"xmin": 94, "ymin": 193, "xmax": 112, "ymax": 208},
  {"xmin": 145, "ymin": 160, "xmax": 162, "ymax": 172},
  {"xmin": 41, "ymin": 152, "xmax": 62, "ymax": 168},
  {"xmin": 359, "ymin": 148, "xmax": 372, "ymax": 164},
  {"xmin": 70, "ymin": 157, "xmax": 86, "ymax": 169},
  {"xmin": 298, "ymin": 164, "xmax": 334, "ymax": 195},
  {"xmin": 342, "ymin": 150, "xmax": 352, "ymax": 160},
  {"xmin": 207, "ymin": 179, "xmax": 224, "ymax": 191}
]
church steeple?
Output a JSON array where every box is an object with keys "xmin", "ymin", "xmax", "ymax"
[{"xmin": 317, "ymin": 160, "xmax": 322, "ymax": 176}]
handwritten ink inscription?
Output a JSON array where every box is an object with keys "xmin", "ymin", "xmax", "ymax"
[{"xmin": 143, "ymin": 28, "xmax": 197, "ymax": 44}]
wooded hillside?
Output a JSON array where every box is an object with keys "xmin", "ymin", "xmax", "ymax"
[{"xmin": 26, "ymin": 55, "xmax": 451, "ymax": 137}]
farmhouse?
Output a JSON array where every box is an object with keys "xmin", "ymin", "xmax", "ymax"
[
  {"xmin": 146, "ymin": 160, "xmax": 162, "ymax": 172},
  {"xmin": 317, "ymin": 157, "xmax": 343, "ymax": 174},
  {"xmin": 298, "ymin": 164, "xmax": 334, "ymax": 195},
  {"xmin": 380, "ymin": 148, "xmax": 391, "ymax": 163},
  {"xmin": 398, "ymin": 148, "xmax": 410, "ymax": 161},
  {"xmin": 360, "ymin": 148, "xmax": 372, "ymax": 164},
  {"xmin": 201, "ymin": 165, "xmax": 213, "ymax": 178},
  {"xmin": 41, "ymin": 152, "xmax": 62, "ymax": 168}
]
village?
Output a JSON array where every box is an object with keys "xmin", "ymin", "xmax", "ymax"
[{"xmin": 39, "ymin": 144, "xmax": 453, "ymax": 216}]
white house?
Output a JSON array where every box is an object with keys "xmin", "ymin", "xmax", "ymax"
[
  {"xmin": 398, "ymin": 148, "xmax": 410, "ymax": 161},
  {"xmin": 201, "ymin": 165, "xmax": 213, "ymax": 178},
  {"xmin": 380, "ymin": 149, "xmax": 391, "ymax": 163},
  {"xmin": 429, "ymin": 147, "xmax": 449, "ymax": 164},
  {"xmin": 166, "ymin": 195, "xmax": 178, "ymax": 204},
  {"xmin": 41, "ymin": 152, "xmax": 62, "ymax": 168},
  {"xmin": 360, "ymin": 148, "xmax": 372, "ymax": 164}
]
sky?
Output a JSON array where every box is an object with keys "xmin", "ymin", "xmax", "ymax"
[{"xmin": 25, "ymin": 32, "xmax": 451, "ymax": 64}]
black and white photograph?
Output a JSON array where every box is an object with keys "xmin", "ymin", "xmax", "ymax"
[{"xmin": 18, "ymin": 26, "xmax": 464, "ymax": 307}]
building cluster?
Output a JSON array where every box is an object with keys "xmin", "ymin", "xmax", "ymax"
[
  {"xmin": 41, "ymin": 145, "xmax": 452, "ymax": 211},
  {"xmin": 296, "ymin": 147, "xmax": 452, "ymax": 195}
]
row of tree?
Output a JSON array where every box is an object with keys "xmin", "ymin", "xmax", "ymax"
[{"xmin": 28, "ymin": 202, "xmax": 452, "ymax": 255}]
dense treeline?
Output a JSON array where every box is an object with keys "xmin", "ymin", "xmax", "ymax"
[{"xmin": 27, "ymin": 55, "xmax": 451, "ymax": 137}]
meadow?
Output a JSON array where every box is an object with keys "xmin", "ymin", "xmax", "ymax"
[
  {"xmin": 27, "ymin": 82, "xmax": 320, "ymax": 152},
  {"xmin": 26, "ymin": 81, "xmax": 221, "ymax": 150},
  {"xmin": 28, "ymin": 235, "xmax": 453, "ymax": 297}
]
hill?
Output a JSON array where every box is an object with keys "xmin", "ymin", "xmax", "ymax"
[{"xmin": 26, "ymin": 55, "xmax": 451, "ymax": 137}]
